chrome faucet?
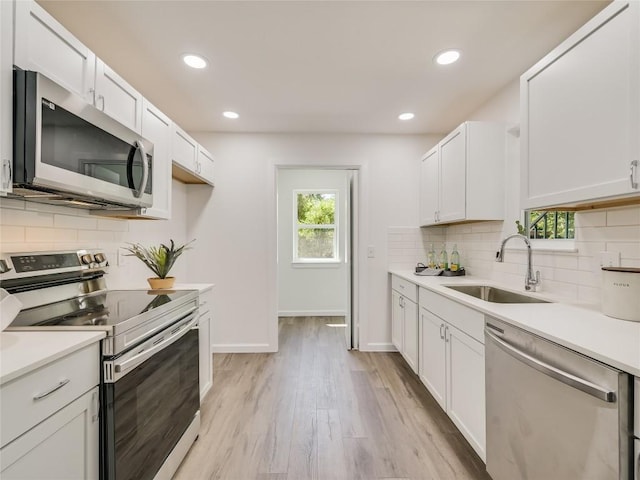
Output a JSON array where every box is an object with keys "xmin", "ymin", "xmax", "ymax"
[{"xmin": 496, "ymin": 233, "xmax": 540, "ymax": 292}]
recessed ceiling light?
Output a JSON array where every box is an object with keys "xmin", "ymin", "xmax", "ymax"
[
  {"xmin": 223, "ymin": 111, "xmax": 239, "ymax": 119},
  {"xmin": 434, "ymin": 49, "xmax": 461, "ymax": 66},
  {"xmin": 182, "ymin": 54, "xmax": 207, "ymax": 69},
  {"xmin": 398, "ymin": 112, "xmax": 415, "ymax": 121}
]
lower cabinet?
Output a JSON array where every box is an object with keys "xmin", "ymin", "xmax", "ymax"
[
  {"xmin": 0, "ymin": 387, "xmax": 99, "ymax": 479},
  {"xmin": 419, "ymin": 302, "xmax": 486, "ymax": 462},
  {"xmin": 391, "ymin": 275, "xmax": 419, "ymax": 374},
  {"xmin": 198, "ymin": 287, "xmax": 214, "ymax": 401},
  {"xmin": 0, "ymin": 342, "xmax": 100, "ymax": 479}
]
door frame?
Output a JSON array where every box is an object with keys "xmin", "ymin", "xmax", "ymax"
[{"xmin": 269, "ymin": 164, "xmax": 364, "ymax": 351}]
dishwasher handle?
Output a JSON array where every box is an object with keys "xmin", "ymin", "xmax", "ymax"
[{"xmin": 485, "ymin": 328, "xmax": 616, "ymax": 403}]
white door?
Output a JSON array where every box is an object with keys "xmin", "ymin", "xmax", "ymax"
[
  {"xmin": 439, "ymin": 124, "xmax": 467, "ymax": 223},
  {"xmin": 277, "ymin": 168, "xmax": 353, "ymax": 347},
  {"xmin": 419, "ymin": 308, "xmax": 446, "ymax": 410},
  {"xmin": 403, "ymin": 297, "xmax": 418, "ymax": 374},
  {"xmin": 391, "ymin": 290, "xmax": 403, "ymax": 352},
  {"xmin": 420, "ymin": 148, "xmax": 439, "ymax": 225},
  {"xmin": 447, "ymin": 324, "xmax": 486, "ymax": 461}
]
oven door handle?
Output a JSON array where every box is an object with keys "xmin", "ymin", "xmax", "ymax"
[
  {"xmin": 114, "ymin": 313, "xmax": 198, "ymax": 376},
  {"xmin": 485, "ymin": 328, "xmax": 616, "ymax": 403}
]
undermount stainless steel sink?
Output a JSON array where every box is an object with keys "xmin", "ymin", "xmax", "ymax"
[{"xmin": 444, "ymin": 285, "xmax": 551, "ymax": 304}]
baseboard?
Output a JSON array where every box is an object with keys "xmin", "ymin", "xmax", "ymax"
[
  {"xmin": 361, "ymin": 342, "xmax": 398, "ymax": 352},
  {"xmin": 212, "ymin": 343, "xmax": 275, "ymax": 353},
  {"xmin": 278, "ymin": 310, "xmax": 347, "ymax": 317}
]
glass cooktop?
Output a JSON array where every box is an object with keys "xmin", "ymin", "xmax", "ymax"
[{"xmin": 10, "ymin": 289, "xmax": 194, "ymax": 328}]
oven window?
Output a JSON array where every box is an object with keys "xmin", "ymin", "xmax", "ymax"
[
  {"xmin": 105, "ymin": 329, "xmax": 198, "ymax": 480},
  {"xmin": 40, "ymin": 100, "xmax": 152, "ymax": 194}
]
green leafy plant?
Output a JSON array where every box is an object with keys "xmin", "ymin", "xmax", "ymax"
[{"xmin": 123, "ymin": 239, "xmax": 194, "ymax": 279}]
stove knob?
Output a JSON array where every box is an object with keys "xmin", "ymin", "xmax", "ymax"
[
  {"xmin": 80, "ymin": 254, "xmax": 94, "ymax": 265},
  {"xmin": 94, "ymin": 253, "xmax": 106, "ymax": 264}
]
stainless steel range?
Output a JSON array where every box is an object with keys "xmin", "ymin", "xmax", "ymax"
[{"xmin": 0, "ymin": 250, "xmax": 200, "ymax": 480}]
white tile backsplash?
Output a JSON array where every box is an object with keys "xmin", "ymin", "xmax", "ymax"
[
  {"xmin": 0, "ymin": 179, "xmax": 191, "ymax": 288},
  {"xmin": 388, "ymin": 205, "xmax": 640, "ymax": 305}
]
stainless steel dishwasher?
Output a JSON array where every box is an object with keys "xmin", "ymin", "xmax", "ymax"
[{"xmin": 485, "ymin": 317, "xmax": 631, "ymax": 480}]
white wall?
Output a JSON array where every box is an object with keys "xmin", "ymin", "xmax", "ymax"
[
  {"xmin": 0, "ymin": 179, "xmax": 190, "ymax": 287},
  {"xmin": 277, "ymin": 168, "xmax": 350, "ymax": 317},
  {"xmin": 187, "ymin": 133, "xmax": 438, "ymax": 352}
]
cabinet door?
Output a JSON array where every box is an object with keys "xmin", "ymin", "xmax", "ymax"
[
  {"xmin": 199, "ymin": 310, "xmax": 212, "ymax": 401},
  {"xmin": 197, "ymin": 146, "xmax": 215, "ymax": 186},
  {"xmin": 446, "ymin": 324, "xmax": 486, "ymax": 462},
  {"xmin": 521, "ymin": 1, "xmax": 640, "ymax": 208},
  {"xmin": 0, "ymin": 387, "xmax": 99, "ymax": 480},
  {"xmin": 419, "ymin": 148, "xmax": 439, "ymax": 226},
  {"xmin": 402, "ymin": 298, "xmax": 418, "ymax": 374},
  {"xmin": 0, "ymin": 0, "xmax": 13, "ymax": 195},
  {"xmin": 141, "ymin": 99, "xmax": 172, "ymax": 219},
  {"xmin": 391, "ymin": 290, "xmax": 403, "ymax": 352},
  {"xmin": 172, "ymin": 124, "xmax": 198, "ymax": 173},
  {"xmin": 14, "ymin": 0, "xmax": 96, "ymax": 102},
  {"xmin": 439, "ymin": 124, "xmax": 466, "ymax": 223},
  {"xmin": 94, "ymin": 59, "xmax": 143, "ymax": 134},
  {"xmin": 419, "ymin": 308, "xmax": 446, "ymax": 410}
]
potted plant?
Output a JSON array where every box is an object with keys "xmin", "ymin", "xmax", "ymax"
[{"xmin": 123, "ymin": 239, "xmax": 194, "ymax": 289}]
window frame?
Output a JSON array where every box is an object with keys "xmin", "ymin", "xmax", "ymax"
[{"xmin": 292, "ymin": 189, "xmax": 340, "ymax": 264}]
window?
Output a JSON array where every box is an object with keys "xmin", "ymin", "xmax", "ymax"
[
  {"xmin": 522, "ymin": 210, "xmax": 575, "ymax": 239},
  {"xmin": 294, "ymin": 191, "xmax": 338, "ymax": 262}
]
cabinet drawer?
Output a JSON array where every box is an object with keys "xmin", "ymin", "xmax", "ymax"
[
  {"xmin": 0, "ymin": 343, "xmax": 100, "ymax": 448},
  {"xmin": 419, "ymin": 288, "xmax": 484, "ymax": 343},
  {"xmin": 391, "ymin": 275, "xmax": 418, "ymax": 303}
]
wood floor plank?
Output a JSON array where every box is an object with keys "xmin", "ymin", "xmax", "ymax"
[{"xmin": 174, "ymin": 317, "xmax": 491, "ymax": 480}]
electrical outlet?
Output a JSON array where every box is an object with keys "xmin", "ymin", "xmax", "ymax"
[
  {"xmin": 367, "ymin": 246, "xmax": 375, "ymax": 258},
  {"xmin": 599, "ymin": 251, "xmax": 620, "ymax": 268}
]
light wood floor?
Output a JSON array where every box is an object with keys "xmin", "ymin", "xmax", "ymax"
[{"xmin": 174, "ymin": 317, "xmax": 491, "ymax": 480}]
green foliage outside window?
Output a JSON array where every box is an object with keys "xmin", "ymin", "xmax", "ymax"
[
  {"xmin": 525, "ymin": 210, "xmax": 575, "ymax": 239},
  {"xmin": 296, "ymin": 193, "xmax": 337, "ymax": 259}
]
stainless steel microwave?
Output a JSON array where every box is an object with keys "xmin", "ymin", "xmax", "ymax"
[{"xmin": 12, "ymin": 69, "xmax": 153, "ymax": 210}]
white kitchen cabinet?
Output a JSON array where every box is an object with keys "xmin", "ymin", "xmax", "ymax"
[
  {"xmin": 14, "ymin": 0, "xmax": 143, "ymax": 134},
  {"xmin": 419, "ymin": 288, "xmax": 486, "ymax": 461},
  {"xmin": 0, "ymin": 0, "xmax": 13, "ymax": 195},
  {"xmin": 390, "ymin": 275, "xmax": 418, "ymax": 374},
  {"xmin": 171, "ymin": 124, "xmax": 215, "ymax": 186},
  {"xmin": 419, "ymin": 308, "xmax": 447, "ymax": 408},
  {"xmin": 198, "ymin": 287, "xmax": 214, "ymax": 401},
  {"xmin": 419, "ymin": 121, "xmax": 506, "ymax": 226},
  {"xmin": 93, "ymin": 58, "xmax": 143, "ymax": 134},
  {"xmin": 521, "ymin": 0, "xmax": 640, "ymax": 209},
  {"xmin": 0, "ymin": 342, "xmax": 100, "ymax": 479},
  {"xmin": 0, "ymin": 387, "xmax": 99, "ymax": 480},
  {"xmin": 447, "ymin": 323, "xmax": 485, "ymax": 462},
  {"xmin": 140, "ymin": 99, "xmax": 172, "ymax": 219},
  {"xmin": 197, "ymin": 145, "xmax": 215, "ymax": 186}
]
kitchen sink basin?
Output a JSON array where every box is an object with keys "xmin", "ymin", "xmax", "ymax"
[{"xmin": 444, "ymin": 285, "xmax": 551, "ymax": 304}]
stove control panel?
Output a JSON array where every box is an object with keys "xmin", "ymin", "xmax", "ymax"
[{"xmin": 0, "ymin": 250, "xmax": 108, "ymax": 276}]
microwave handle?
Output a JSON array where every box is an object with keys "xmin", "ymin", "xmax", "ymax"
[{"xmin": 132, "ymin": 140, "xmax": 149, "ymax": 198}]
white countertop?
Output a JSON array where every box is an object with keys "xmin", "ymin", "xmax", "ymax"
[
  {"xmin": 0, "ymin": 331, "xmax": 106, "ymax": 385},
  {"xmin": 110, "ymin": 282, "xmax": 215, "ymax": 293},
  {"xmin": 390, "ymin": 268, "xmax": 640, "ymax": 377}
]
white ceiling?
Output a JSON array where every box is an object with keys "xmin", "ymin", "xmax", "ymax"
[{"xmin": 39, "ymin": 0, "xmax": 609, "ymax": 135}]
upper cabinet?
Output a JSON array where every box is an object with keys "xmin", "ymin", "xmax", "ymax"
[
  {"xmin": 521, "ymin": 0, "xmax": 640, "ymax": 210},
  {"xmin": 171, "ymin": 124, "xmax": 215, "ymax": 186},
  {"xmin": 420, "ymin": 121, "xmax": 506, "ymax": 226},
  {"xmin": 14, "ymin": 1, "xmax": 143, "ymax": 134},
  {"xmin": 0, "ymin": 0, "xmax": 13, "ymax": 195},
  {"xmin": 140, "ymin": 99, "xmax": 172, "ymax": 220}
]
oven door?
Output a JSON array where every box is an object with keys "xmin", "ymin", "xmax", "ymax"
[
  {"xmin": 14, "ymin": 69, "xmax": 153, "ymax": 208},
  {"xmin": 101, "ymin": 312, "xmax": 199, "ymax": 480}
]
